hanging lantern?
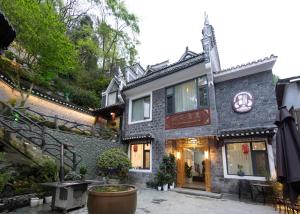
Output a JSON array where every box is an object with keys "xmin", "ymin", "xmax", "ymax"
[
  {"xmin": 242, "ymin": 144, "xmax": 249, "ymax": 154},
  {"xmin": 133, "ymin": 145, "xmax": 138, "ymax": 152}
]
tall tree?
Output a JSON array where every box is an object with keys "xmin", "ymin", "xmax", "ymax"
[{"xmin": 0, "ymin": 0, "xmax": 78, "ymax": 106}]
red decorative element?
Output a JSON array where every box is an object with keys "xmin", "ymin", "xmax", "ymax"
[
  {"xmin": 242, "ymin": 144, "xmax": 249, "ymax": 154},
  {"xmin": 165, "ymin": 109, "xmax": 210, "ymax": 130},
  {"xmin": 133, "ymin": 145, "xmax": 138, "ymax": 152}
]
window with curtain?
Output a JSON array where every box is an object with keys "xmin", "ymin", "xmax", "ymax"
[
  {"xmin": 225, "ymin": 141, "xmax": 269, "ymax": 177},
  {"xmin": 166, "ymin": 76, "xmax": 208, "ymax": 114},
  {"xmin": 131, "ymin": 96, "xmax": 150, "ymax": 122},
  {"xmin": 130, "ymin": 143, "xmax": 151, "ymax": 170},
  {"xmin": 107, "ymin": 92, "xmax": 117, "ymax": 106}
]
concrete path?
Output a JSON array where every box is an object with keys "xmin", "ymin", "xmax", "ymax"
[{"xmin": 9, "ymin": 189, "xmax": 278, "ymax": 214}]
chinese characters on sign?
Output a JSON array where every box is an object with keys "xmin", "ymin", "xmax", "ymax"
[{"xmin": 232, "ymin": 91, "xmax": 254, "ymax": 113}]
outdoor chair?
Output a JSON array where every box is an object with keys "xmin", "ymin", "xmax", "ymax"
[
  {"xmin": 285, "ymin": 199, "xmax": 300, "ymax": 214},
  {"xmin": 274, "ymin": 196, "xmax": 286, "ymax": 213}
]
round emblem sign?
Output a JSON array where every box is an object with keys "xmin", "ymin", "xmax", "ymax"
[{"xmin": 232, "ymin": 91, "xmax": 254, "ymax": 113}]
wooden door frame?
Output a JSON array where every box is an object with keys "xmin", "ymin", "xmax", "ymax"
[{"xmin": 174, "ymin": 138, "xmax": 212, "ymax": 192}]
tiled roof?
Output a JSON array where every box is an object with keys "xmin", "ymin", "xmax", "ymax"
[
  {"xmin": 218, "ymin": 126, "xmax": 276, "ymax": 139},
  {"xmin": 124, "ymin": 53, "xmax": 206, "ymax": 90},
  {"xmin": 122, "ymin": 133, "xmax": 154, "ymax": 142},
  {"xmin": 216, "ymin": 54, "xmax": 277, "ymax": 74}
]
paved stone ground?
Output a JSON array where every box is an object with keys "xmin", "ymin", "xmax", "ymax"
[{"xmin": 9, "ymin": 189, "xmax": 277, "ymax": 214}]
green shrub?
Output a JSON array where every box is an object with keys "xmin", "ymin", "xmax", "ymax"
[
  {"xmin": 79, "ymin": 165, "xmax": 87, "ymax": 176},
  {"xmin": 0, "ymin": 153, "xmax": 10, "ymax": 193},
  {"xmin": 67, "ymin": 86, "xmax": 100, "ymax": 108},
  {"xmin": 37, "ymin": 159, "xmax": 58, "ymax": 182},
  {"xmin": 98, "ymin": 148, "xmax": 131, "ymax": 179},
  {"xmin": 64, "ymin": 171, "xmax": 81, "ymax": 181}
]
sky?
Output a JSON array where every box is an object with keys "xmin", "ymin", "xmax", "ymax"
[{"xmin": 124, "ymin": 0, "xmax": 300, "ymax": 78}]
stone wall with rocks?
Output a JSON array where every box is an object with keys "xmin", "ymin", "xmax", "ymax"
[
  {"xmin": 0, "ymin": 193, "xmax": 36, "ymax": 212},
  {"xmin": 45, "ymin": 128, "xmax": 124, "ymax": 178},
  {"xmin": 1, "ymin": 120, "xmax": 123, "ymax": 179}
]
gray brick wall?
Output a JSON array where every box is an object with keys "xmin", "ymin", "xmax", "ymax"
[
  {"xmin": 124, "ymin": 88, "xmax": 166, "ymax": 183},
  {"xmin": 215, "ymin": 71, "xmax": 277, "ymax": 131},
  {"xmin": 212, "ymin": 70, "xmax": 277, "ymax": 194}
]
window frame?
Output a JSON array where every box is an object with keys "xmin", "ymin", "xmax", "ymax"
[
  {"xmin": 128, "ymin": 142, "xmax": 152, "ymax": 173},
  {"xmin": 128, "ymin": 92, "xmax": 152, "ymax": 124},
  {"xmin": 107, "ymin": 91, "xmax": 117, "ymax": 106},
  {"xmin": 222, "ymin": 139, "xmax": 271, "ymax": 181},
  {"xmin": 165, "ymin": 75, "xmax": 209, "ymax": 115}
]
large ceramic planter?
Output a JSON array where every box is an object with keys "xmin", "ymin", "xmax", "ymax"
[{"xmin": 87, "ymin": 185, "xmax": 137, "ymax": 214}]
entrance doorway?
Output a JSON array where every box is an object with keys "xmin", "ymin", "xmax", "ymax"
[
  {"xmin": 166, "ymin": 137, "xmax": 212, "ymax": 192},
  {"xmin": 183, "ymin": 147, "xmax": 206, "ymax": 190}
]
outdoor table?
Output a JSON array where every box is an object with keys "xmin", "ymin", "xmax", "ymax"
[
  {"xmin": 251, "ymin": 183, "xmax": 272, "ymax": 204},
  {"xmin": 42, "ymin": 181, "xmax": 91, "ymax": 212}
]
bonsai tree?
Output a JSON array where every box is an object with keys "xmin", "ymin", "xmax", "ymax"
[
  {"xmin": 184, "ymin": 162, "xmax": 192, "ymax": 178},
  {"xmin": 98, "ymin": 148, "xmax": 131, "ymax": 180}
]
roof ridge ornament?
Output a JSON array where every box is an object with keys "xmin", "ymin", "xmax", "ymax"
[{"xmin": 204, "ymin": 12, "xmax": 209, "ymax": 25}]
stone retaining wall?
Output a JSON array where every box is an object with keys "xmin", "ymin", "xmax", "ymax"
[
  {"xmin": 0, "ymin": 193, "xmax": 36, "ymax": 212},
  {"xmin": 46, "ymin": 129, "xmax": 124, "ymax": 178}
]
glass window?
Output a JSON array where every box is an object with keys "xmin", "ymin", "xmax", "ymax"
[
  {"xmin": 107, "ymin": 92, "xmax": 117, "ymax": 106},
  {"xmin": 174, "ymin": 80, "xmax": 197, "ymax": 113},
  {"xmin": 198, "ymin": 76, "xmax": 208, "ymax": 107},
  {"xmin": 130, "ymin": 143, "xmax": 151, "ymax": 170},
  {"xmin": 226, "ymin": 141, "xmax": 268, "ymax": 177},
  {"xmin": 131, "ymin": 96, "xmax": 150, "ymax": 122},
  {"xmin": 166, "ymin": 76, "xmax": 209, "ymax": 114}
]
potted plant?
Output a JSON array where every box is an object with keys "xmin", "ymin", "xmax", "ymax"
[
  {"xmin": 167, "ymin": 154, "xmax": 176, "ymax": 189},
  {"xmin": 79, "ymin": 165, "xmax": 87, "ymax": 180},
  {"xmin": 30, "ymin": 197, "xmax": 40, "ymax": 207},
  {"xmin": 88, "ymin": 184, "xmax": 137, "ymax": 214},
  {"xmin": 185, "ymin": 162, "xmax": 193, "ymax": 183},
  {"xmin": 98, "ymin": 148, "xmax": 131, "ymax": 184},
  {"xmin": 237, "ymin": 165, "xmax": 245, "ymax": 176},
  {"xmin": 64, "ymin": 171, "xmax": 82, "ymax": 181}
]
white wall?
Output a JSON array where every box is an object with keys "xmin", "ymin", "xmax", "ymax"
[
  {"xmin": 0, "ymin": 81, "xmax": 95, "ymax": 126},
  {"xmin": 283, "ymin": 82, "xmax": 300, "ymax": 109}
]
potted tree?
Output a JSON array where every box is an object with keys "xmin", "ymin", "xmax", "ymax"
[
  {"xmin": 167, "ymin": 154, "xmax": 176, "ymax": 189},
  {"xmin": 185, "ymin": 162, "xmax": 193, "ymax": 183},
  {"xmin": 88, "ymin": 148, "xmax": 136, "ymax": 214},
  {"xmin": 98, "ymin": 148, "xmax": 131, "ymax": 184}
]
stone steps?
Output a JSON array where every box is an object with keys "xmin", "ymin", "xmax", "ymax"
[{"xmin": 173, "ymin": 188, "xmax": 222, "ymax": 199}]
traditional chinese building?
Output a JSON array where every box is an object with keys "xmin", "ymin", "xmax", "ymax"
[{"xmin": 96, "ymin": 15, "xmax": 278, "ymax": 194}]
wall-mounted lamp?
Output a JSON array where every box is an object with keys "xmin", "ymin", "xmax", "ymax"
[
  {"xmin": 204, "ymin": 150, "xmax": 209, "ymax": 160},
  {"xmin": 176, "ymin": 151, "xmax": 181, "ymax": 160}
]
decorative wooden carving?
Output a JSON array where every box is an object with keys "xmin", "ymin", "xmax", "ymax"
[{"xmin": 165, "ymin": 109, "xmax": 210, "ymax": 130}]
